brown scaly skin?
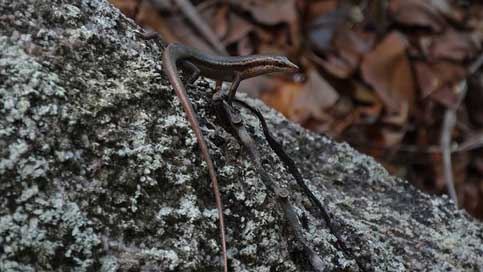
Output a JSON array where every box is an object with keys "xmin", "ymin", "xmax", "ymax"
[{"xmin": 162, "ymin": 43, "xmax": 298, "ymax": 272}]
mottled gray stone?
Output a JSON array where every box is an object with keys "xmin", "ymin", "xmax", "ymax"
[{"xmin": 0, "ymin": 0, "xmax": 482, "ymax": 271}]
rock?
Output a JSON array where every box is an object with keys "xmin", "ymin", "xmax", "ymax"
[{"xmin": 0, "ymin": 0, "xmax": 482, "ymax": 271}]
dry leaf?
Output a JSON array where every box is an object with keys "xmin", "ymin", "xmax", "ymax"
[
  {"xmin": 136, "ymin": 1, "xmax": 178, "ymax": 44},
  {"xmin": 292, "ymin": 69, "xmax": 339, "ymax": 122},
  {"xmin": 210, "ymin": 4, "xmax": 229, "ymax": 39},
  {"xmin": 239, "ymin": 76, "xmax": 273, "ymax": 97},
  {"xmin": 467, "ymin": 77, "xmax": 483, "ymax": 127},
  {"xmin": 312, "ymin": 52, "xmax": 354, "ymax": 78},
  {"xmin": 237, "ymin": 35, "xmax": 255, "ymax": 56},
  {"xmin": 244, "ymin": 0, "xmax": 300, "ymax": 48},
  {"xmin": 424, "ymin": 31, "xmax": 479, "ymax": 61},
  {"xmin": 319, "ymin": 29, "xmax": 375, "ymax": 78},
  {"xmin": 361, "ymin": 32, "xmax": 415, "ymax": 113},
  {"xmin": 381, "ymin": 127, "xmax": 405, "ymax": 146},
  {"xmin": 462, "ymin": 181, "xmax": 483, "ymax": 216},
  {"xmin": 223, "ymin": 14, "xmax": 254, "ymax": 45},
  {"xmin": 430, "ymin": 0, "xmax": 465, "ymax": 23},
  {"xmin": 304, "ymin": 0, "xmax": 338, "ymax": 22},
  {"xmin": 110, "ymin": 0, "xmax": 140, "ymax": 18},
  {"xmin": 388, "ymin": 0, "xmax": 447, "ymax": 32},
  {"xmin": 414, "ymin": 61, "xmax": 466, "ymax": 107},
  {"xmin": 383, "ymin": 102, "xmax": 409, "ymax": 126},
  {"xmin": 307, "ymin": 7, "xmax": 346, "ymax": 52},
  {"xmin": 352, "ymin": 83, "xmax": 382, "ymax": 124},
  {"xmin": 248, "ymin": 0, "xmax": 297, "ymax": 26},
  {"xmin": 414, "ymin": 62, "xmax": 441, "ymax": 98},
  {"xmin": 261, "ymin": 81, "xmax": 304, "ymax": 119},
  {"xmin": 334, "ymin": 29, "xmax": 375, "ymax": 56}
]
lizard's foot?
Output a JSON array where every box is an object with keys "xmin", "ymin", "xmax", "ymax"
[{"xmin": 213, "ymin": 83, "xmax": 230, "ymax": 102}]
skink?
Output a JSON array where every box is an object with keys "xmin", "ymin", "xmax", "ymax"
[{"xmin": 162, "ymin": 43, "xmax": 298, "ymax": 272}]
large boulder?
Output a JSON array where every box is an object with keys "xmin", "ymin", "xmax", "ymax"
[{"xmin": 1, "ymin": 0, "xmax": 481, "ymax": 271}]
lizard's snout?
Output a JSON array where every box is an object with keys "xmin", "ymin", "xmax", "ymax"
[
  {"xmin": 286, "ymin": 61, "xmax": 299, "ymax": 72},
  {"xmin": 278, "ymin": 56, "xmax": 298, "ymax": 72}
]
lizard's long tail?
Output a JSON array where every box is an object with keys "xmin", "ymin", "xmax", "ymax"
[{"xmin": 162, "ymin": 44, "xmax": 228, "ymax": 272}]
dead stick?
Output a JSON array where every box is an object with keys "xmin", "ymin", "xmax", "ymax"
[
  {"xmin": 220, "ymin": 101, "xmax": 326, "ymax": 272},
  {"xmin": 173, "ymin": 0, "xmax": 228, "ymax": 55},
  {"xmin": 439, "ymin": 51, "xmax": 483, "ymax": 207},
  {"xmin": 440, "ymin": 81, "xmax": 467, "ymax": 207}
]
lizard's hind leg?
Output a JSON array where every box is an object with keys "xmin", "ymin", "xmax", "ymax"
[
  {"xmin": 180, "ymin": 60, "xmax": 201, "ymax": 84},
  {"xmin": 212, "ymin": 80, "xmax": 225, "ymax": 101},
  {"xmin": 227, "ymin": 73, "xmax": 241, "ymax": 104}
]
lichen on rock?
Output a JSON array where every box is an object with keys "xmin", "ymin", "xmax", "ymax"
[{"xmin": 1, "ymin": 0, "xmax": 482, "ymax": 271}]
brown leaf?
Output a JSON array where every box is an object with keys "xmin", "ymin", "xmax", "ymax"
[
  {"xmin": 352, "ymin": 83, "xmax": 382, "ymax": 124},
  {"xmin": 109, "ymin": 0, "xmax": 140, "ymax": 18},
  {"xmin": 473, "ymin": 153, "xmax": 483, "ymax": 175},
  {"xmin": 430, "ymin": 0, "xmax": 465, "ymax": 23},
  {"xmin": 248, "ymin": 0, "xmax": 297, "ymax": 26},
  {"xmin": 235, "ymin": 36, "xmax": 253, "ymax": 56},
  {"xmin": 467, "ymin": 76, "xmax": 483, "ymax": 127},
  {"xmin": 306, "ymin": 98, "xmax": 352, "ymax": 137},
  {"xmin": 329, "ymin": 109, "xmax": 354, "ymax": 137},
  {"xmin": 388, "ymin": 0, "xmax": 447, "ymax": 32},
  {"xmin": 424, "ymin": 31, "xmax": 480, "ymax": 62},
  {"xmin": 136, "ymin": 1, "xmax": 180, "ymax": 44},
  {"xmin": 310, "ymin": 29, "xmax": 375, "ymax": 79},
  {"xmin": 260, "ymin": 81, "xmax": 304, "ymax": 120},
  {"xmin": 429, "ymin": 86, "xmax": 459, "ymax": 108},
  {"xmin": 304, "ymin": 0, "xmax": 338, "ymax": 22},
  {"xmin": 361, "ymin": 32, "xmax": 415, "ymax": 113},
  {"xmin": 364, "ymin": 0, "xmax": 389, "ymax": 32},
  {"xmin": 381, "ymin": 127, "xmax": 405, "ymax": 147},
  {"xmin": 434, "ymin": 152, "xmax": 469, "ymax": 192},
  {"xmin": 307, "ymin": 7, "xmax": 346, "ymax": 52},
  {"xmin": 414, "ymin": 62, "xmax": 440, "ymax": 98},
  {"xmin": 239, "ymin": 76, "xmax": 273, "ymax": 97},
  {"xmin": 383, "ymin": 102, "xmax": 409, "ymax": 126},
  {"xmin": 414, "ymin": 61, "xmax": 466, "ymax": 107},
  {"xmin": 467, "ymin": 4, "xmax": 483, "ymax": 33},
  {"xmin": 334, "ymin": 29, "xmax": 375, "ymax": 56},
  {"xmin": 242, "ymin": 0, "xmax": 300, "ymax": 49},
  {"xmin": 291, "ymin": 69, "xmax": 339, "ymax": 122},
  {"xmin": 458, "ymin": 131, "xmax": 483, "ymax": 153},
  {"xmin": 209, "ymin": 4, "xmax": 229, "ymax": 39},
  {"xmin": 462, "ymin": 181, "xmax": 483, "ymax": 218},
  {"xmin": 312, "ymin": 52, "xmax": 354, "ymax": 78},
  {"xmin": 223, "ymin": 14, "xmax": 254, "ymax": 45}
]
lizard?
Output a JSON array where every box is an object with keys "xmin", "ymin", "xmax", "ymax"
[{"xmin": 162, "ymin": 42, "xmax": 298, "ymax": 272}]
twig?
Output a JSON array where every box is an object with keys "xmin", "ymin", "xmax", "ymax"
[
  {"xmin": 469, "ymin": 52, "xmax": 483, "ymax": 75},
  {"xmin": 173, "ymin": 0, "xmax": 228, "ymax": 55},
  {"xmin": 440, "ymin": 81, "xmax": 467, "ymax": 207},
  {"xmin": 439, "ymin": 51, "xmax": 483, "ymax": 207},
  {"xmin": 352, "ymin": 140, "xmax": 483, "ymax": 154},
  {"xmin": 220, "ymin": 100, "xmax": 326, "ymax": 272},
  {"xmin": 456, "ymin": 131, "xmax": 483, "ymax": 152},
  {"xmin": 233, "ymin": 98, "xmax": 368, "ymax": 272}
]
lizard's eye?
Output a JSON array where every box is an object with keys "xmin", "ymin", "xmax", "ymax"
[{"xmin": 277, "ymin": 57, "xmax": 288, "ymax": 66}]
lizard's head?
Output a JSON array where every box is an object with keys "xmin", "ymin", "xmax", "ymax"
[
  {"xmin": 244, "ymin": 55, "xmax": 299, "ymax": 79},
  {"xmin": 267, "ymin": 56, "xmax": 299, "ymax": 73}
]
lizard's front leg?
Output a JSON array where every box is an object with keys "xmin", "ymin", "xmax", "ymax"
[
  {"xmin": 180, "ymin": 60, "xmax": 201, "ymax": 84},
  {"xmin": 227, "ymin": 73, "xmax": 241, "ymax": 104},
  {"xmin": 212, "ymin": 80, "xmax": 225, "ymax": 102}
]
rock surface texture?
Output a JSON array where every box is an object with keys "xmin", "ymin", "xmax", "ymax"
[{"xmin": 1, "ymin": 0, "xmax": 482, "ymax": 271}]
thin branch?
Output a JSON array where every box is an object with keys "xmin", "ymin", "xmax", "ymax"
[
  {"xmin": 469, "ymin": 52, "xmax": 483, "ymax": 74},
  {"xmin": 440, "ymin": 80, "xmax": 467, "ymax": 207},
  {"xmin": 439, "ymin": 50, "xmax": 483, "ymax": 207},
  {"xmin": 173, "ymin": 0, "xmax": 228, "ymax": 55},
  {"xmin": 233, "ymin": 98, "xmax": 368, "ymax": 272},
  {"xmin": 456, "ymin": 131, "xmax": 483, "ymax": 152},
  {"xmin": 220, "ymin": 100, "xmax": 326, "ymax": 272}
]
